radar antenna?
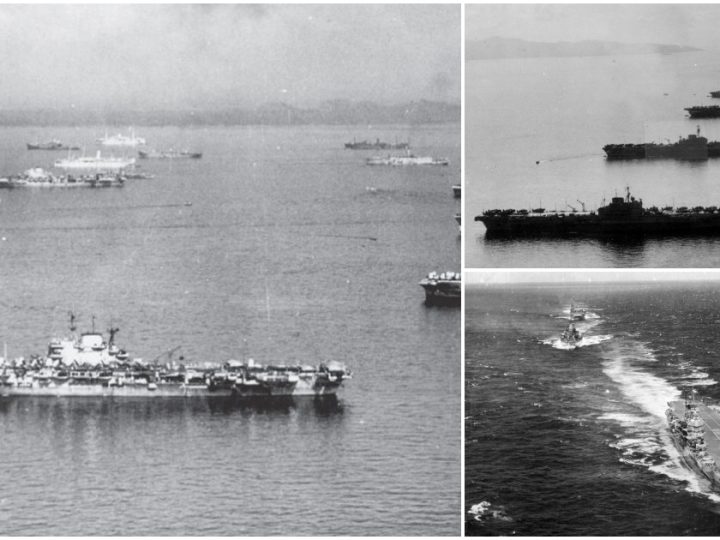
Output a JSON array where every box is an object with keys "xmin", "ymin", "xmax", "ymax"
[
  {"xmin": 68, "ymin": 311, "xmax": 77, "ymax": 333},
  {"xmin": 108, "ymin": 327, "xmax": 119, "ymax": 345}
]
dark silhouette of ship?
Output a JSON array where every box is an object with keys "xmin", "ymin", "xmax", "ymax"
[
  {"xmin": 475, "ymin": 187, "xmax": 720, "ymax": 238},
  {"xmin": 344, "ymin": 138, "xmax": 409, "ymax": 150},
  {"xmin": 685, "ymin": 105, "xmax": 720, "ymax": 118},
  {"xmin": 710, "ymin": 91, "xmax": 720, "ymax": 98},
  {"xmin": 603, "ymin": 127, "xmax": 719, "ymax": 161}
]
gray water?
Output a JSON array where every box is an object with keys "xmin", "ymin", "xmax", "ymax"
[
  {"xmin": 0, "ymin": 123, "xmax": 460, "ymax": 535},
  {"xmin": 466, "ymin": 49, "xmax": 720, "ymax": 267}
]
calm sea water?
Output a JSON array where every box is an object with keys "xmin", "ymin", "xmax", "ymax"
[
  {"xmin": 466, "ymin": 49, "xmax": 720, "ymax": 267},
  {"xmin": 0, "ymin": 123, "xmax": 461, "ymax": 535},
  {"xmin": 466, "ymin": 281, "xmax": 720, "ymax": 535}
]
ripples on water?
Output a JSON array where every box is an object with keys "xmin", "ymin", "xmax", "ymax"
[
  {"xmin": 0, "ymin": 124, "xmax": 460, "ymax": 535},
  {"xmin": 466, "ymin": 283, "xmax": 720, "ymax": 535}
]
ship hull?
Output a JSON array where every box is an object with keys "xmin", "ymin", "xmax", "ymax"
[
  {"xmin": 0, "ymin": 380, "xmax": 342, "ymax": 398},
  {"xmin": 0, "ymin": 376, "xmax": 343, "ymax": 399},
  {"xmin": 421, "ymin": 286, "xmax": 461, "ymax": 306},
  {"xmin": 476, "ymin": 214, "xmax": 720, "ymax": 238}
]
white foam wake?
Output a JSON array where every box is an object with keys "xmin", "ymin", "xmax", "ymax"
[{"xmin": 600, "ymin": 339, "xmax": 720, "ymax": 502}]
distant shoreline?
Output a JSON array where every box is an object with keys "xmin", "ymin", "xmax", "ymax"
[{"xmin": 467, "ymin": 37, "xmax": 701, "ymax": 61}]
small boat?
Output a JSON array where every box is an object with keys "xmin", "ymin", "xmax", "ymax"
[
  {"xmin": 138, "ymin": 149, "xmax": 202, "ymax": 159},
  {"xmin": 560, "ymin": 323, "xmax": 582, "ymax": 348},
  {"xmin": 97, "ymin": 129, "xmax": 146, "ymax": 147},
  {"xmin": 366, "ymin": 154, "xmax": 449, "ymax": 166},
  {"xmin": 27, "ymin": 139, "xmax": 80, "ymax": 151},
  {"xmin": 452, "ymin": 184, "xmax": 461, "ymax": 198},
  {"xmin": 710, "ymin": 91, "xmax": 720, "ymax": 98}
]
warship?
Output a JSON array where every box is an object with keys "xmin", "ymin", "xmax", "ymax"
[
  {"xmin": 570, "ymin": 304, "xmax": 586, "ymax": 321},
  {"xmin": 560, "ymin": 323, "xmax": 582, "ymax": 348},
  {"xmin": 26, "ymin": 139, "xmax": 80, "ymax": 151},
  {"xmin": 419, "ymin": 271, "xmax": 461, "ymax": 306},
  {"xmin": 0, "ymin": 316, "xmax": 351, "ymax": 399},
  {"xmin": 475, "ymin": 187, "xmax": 720, "ymax": 238},
  {"xmin": 344, "ymin": 138, "xmax": 409, "ymax": 150},
  {"xmin": 666, "ymin": 392, "xmax": 720, "ymax": 488},
  {"xmin": 685, "ymin": 106, "xmax": 720, "ymax": 119},
  {"xmin": 603, "ymin": 128, "xmax": 719, "ymax": 161}
]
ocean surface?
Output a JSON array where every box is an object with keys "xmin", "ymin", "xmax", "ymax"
[
  {"xmin": 0, "ymin": 123, "xmax": 461, "ymax": 535},
  {"xmin": 465, "ymin": 280, "xmax": 720, "ymax": 535},
  {"xmin": 466, "ymin": 48, "xmax": 720, "ymax": 267}
]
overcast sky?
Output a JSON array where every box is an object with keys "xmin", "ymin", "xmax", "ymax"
[
  {"xmin": 467, "ymin": 4, "xmax": 720, "ymax": 51},
  {"xmin": 0, "ymin": 4, "xmax": 459, "ymax": 111}
]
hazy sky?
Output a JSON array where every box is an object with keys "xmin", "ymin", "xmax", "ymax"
[
  {"xmin": 466, "ymin": 4, "xmax": 720, "ymax": 51},
  {"xmin": 466, "ymin": 270, "xmax": 720, "ymax": 285},
  {"xmin": 0, "ymin": 4, "xmax": 459, "ymax": 110}
]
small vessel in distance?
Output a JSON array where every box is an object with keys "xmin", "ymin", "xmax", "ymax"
[
  {"xmin": 27, "ymin": 139, "xmax": 80, "ymax": 151},
  {"xmin": 97, "ymin": 129, "xmax": 146, "ymax": 147},
  {"xmin": 452, "ymin": 184, "xmax": 461, "ymax": 198},
  {"xmin": 138, "ymin": 149, "xmax": 202, "ymax": 159},
  {"xmin": 419, "ymin": 271, "xmax": 460, "ymax": 306},
  {"xmin": 685, "ymin": 106, "xmax": 720, "ymax": 118},
  {"xmin": 603, "ymin": 127, "xmax": 718, "ymax": 161},
  {"xmin": 0, "ymin": 316, "xmax": 351, "ymax": 399},
  {"xmin": 345, "ymin": 138, "xmax": 409, "ymax": 150},
  {"xmin": 366, "ymin": 154, "xmax": 449, "ymax": 166},
  {"xmin": 54, "ymin": 151, "xmax": 136, "ymax": 171},
  {"xmin": 0, "ymin": 168, "xmax": 124, "ymax": 188},
  {"xmin": 710, "ymin": 91, "xmax": 720, "ymax": 98},
  {"xmin": 560, "ymin": 323, "xmax": 582, "ymax": 348},
  {"xmin": 570, "ymin": 304, "xmax": 586, "ymax": 321},
  {"xmin": 475, "ymin": 187, "xmax": 720, "ymax": 238},
  {"xmin": 666, "ymin": 391, "xmax": 720, "ymax": 488}
]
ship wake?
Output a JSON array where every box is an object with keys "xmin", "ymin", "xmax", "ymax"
[{"xmin": 599, "ymin": 339, "xmax": 720, "ymax": 503}]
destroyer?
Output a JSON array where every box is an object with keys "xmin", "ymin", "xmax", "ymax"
[
  {"xmin": 0, "ymin": 316, "xmax": 351, "ymax": 399},
  {"xmin": 666, "ymin": 392, "xmax": 720, "ymax": 487},
  {"xmin": 570, "ymin": 304, "xmax": 586, "ymax": 321},
  {"xmin": 475, "ymin": 187, "xmax": 720, "ymax": 238},
  {"xmin": 560, "ymin": 323, "xmax": 582, "ymax": 348},
  {"xmin": 419, "ymin": 271, "xmax": 461, "ymax": 306}
]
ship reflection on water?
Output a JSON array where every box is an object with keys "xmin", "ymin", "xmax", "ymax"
[
  {"xmin": 0, "ymin": 395, "xmax": 345, "ymax": 419},
  {"xmin": 474, "ymin": 234, "xmax": 720, "ymax": 267}
]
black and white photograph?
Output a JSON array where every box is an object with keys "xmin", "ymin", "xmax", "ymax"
[
  {"xmin": 465, "ymin": 270, "xmax": 720, "ymax": 535},
  {"xmin": 0, "ymin": 5, "xmax": 461, "ymax": 535},
  {"xmin": 466, "ymin": 4, "xmax": 720, "ymax": 267}
]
